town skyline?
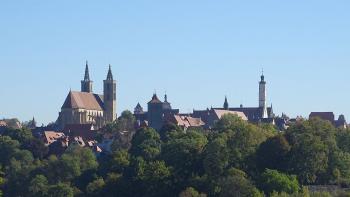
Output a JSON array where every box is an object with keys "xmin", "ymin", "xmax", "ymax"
[
  {"xmin": 1, "ymin": 62, "xmax": 349, "ymax": 125},
  {"xmin": 1, "ymin": 1, "xmax": 350, "ymax": 124}
]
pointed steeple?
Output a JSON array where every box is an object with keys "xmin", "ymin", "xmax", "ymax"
[
  {"xmin": 30, "ymin": 116, "xmax": 37, "ymax": 128},
  {"xmin": 106, "ymin": 64, "xmax": 113, "ymax": 80},
  {"xmin": 81, "ymin": 61, "xmax": 93, "ymax": 93},
  {"xmin": 223, "ymin": 96, "xmax": 229, "ymax": 110},
  {"xmin": 103, "ymin": 64, "xmax": 117, "ymax": 122},
  {"xmin": 134, "ymin": 103, "xmax": 144, "ymax": 114},
  {"xmin": 84, "ymin": 61, "xmax": 90, "ymax": 81}
]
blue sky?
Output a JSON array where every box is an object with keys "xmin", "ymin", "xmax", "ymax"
[{"xmin": 1, "ymin": 1, "xmax": 350, "ymax": 124}]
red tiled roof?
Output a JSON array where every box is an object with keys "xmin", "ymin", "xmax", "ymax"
[
  {"xmin": 43, "ymin": 131, "xmax": 65, "ymax": 145},
  {"xmin": 171, "ymin": 115, "xmax": 205, "ymax": 128},
  {"xmin": 0, "ymin": 121, "xmax": 7, "ymax": 127},
  {"xmin": 62, "ymin": 91, "xmax": 104, "ymax": 110}
]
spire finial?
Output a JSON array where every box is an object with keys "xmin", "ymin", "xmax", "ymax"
[
  {"xmin": 83, "ymin": 61, "xmax": 90, "ymax": 81},
  {"xmin": 260, "ymin": 67, "xmax": 265, "ymax": 82},
  {"xmin": 164, "ymin": 91, "xmax": 168, "ymax": 102},
  {"xmin": 106, "ymin": 64, "xmax": 113, "ymax": 80}
]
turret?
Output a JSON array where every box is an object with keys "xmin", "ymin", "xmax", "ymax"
[
  {"xmin": 134, "ymin": 103, "xmax": 144, "ymax": 114},
  {"xmin": 81, "ymin": 61, "xmax": 93, "ymax": 93},
  {"xmin": 103, "ymin": 65, "xmax": 117, "ymax": 122}
]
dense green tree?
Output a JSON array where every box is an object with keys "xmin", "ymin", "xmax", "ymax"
[
  {"xmin": 65, "ymin": 146, "xmax": 98, "ymax": 172},
  {"xmin": 327, "ymin": 150, "xmax": 350, "ymax": 185},
  {"xmin": 86, "ymin": 178, "xmax": 105, "ymax": 197},
  {"xmin": 161, "ymin": 130, "xmax": 207, "ymax": 185},
  {"xmin": 256, "ymin": 135, "xmax": 291, "ymax": 172},
  {"xmin": 22, "ymin": 138, "xmax": 48, "ymax": 159},
  {"xmin": 2, "ymin": 127, "xmax": 33, "ymax": 145},
  {"xmin": 28, "ymin": 175, "xmax": 49, "ymax": 197},
  {"xmin": 42, "ymin": 147, "xmax": 98, "ymax": 184},
  {"xmin": 286, "ymin": 119, "xmax": 335, "ymax": 184},
  {"xmin": 218, "ymin": 168, "xmax": 263, "ymax": 197},
  {"xmin": 215, "ymin": 114, "xmax": 275, "ymax": 170},
  {"xmin": 203, "ymin": 136, "xmax": 229, "ymax": 178},
  {"xmin": 0, "ymin": 136, "xmax": 20, "ymax": 165},
  {"xmin": 48, "ymin": 182, "xmax": 74, "ymax": 197},
  {"xmin": 109, "ymin": 149, "xmax": 130, "ymax": 173},
  {"xmin": 130, "ymin": 127, "xmax": 161, "ymax": 160},
  {"xmin": 260, "ymin": 169, "xmax": 299, "ymax": 195},
  {"xmin": 179, "ymin": 187, "xmax": 207, "ymax": 197},
  {"xmin": 132, "ymin": 159, "xmax": 172, "ymax": 196},
  {"xmin": 336, "ymin": 129, "xmax": 350, "ymax": 153},
  {"xmin": 159, "ymin": 123, "xmax": 183, "ymax": 142}
]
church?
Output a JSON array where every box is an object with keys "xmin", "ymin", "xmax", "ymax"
[{"xmin": 57, "ymin": 62, "xmax": 117, "ymax": 129}]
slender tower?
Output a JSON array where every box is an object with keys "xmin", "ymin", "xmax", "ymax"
[
  {"xmin": 259, "ymin": 71, "xmax": 268, "ymax": 119},
  {"xmin": 103, "ymin": 65, "xmax": 117, "ymax": 122},
  {"xmin": 81, "ymin": 61, "xmax": 93, "ymax": 93},
  {"xmin": 223, "ymin": 96, "xmax": 229, "ymax": 110}
]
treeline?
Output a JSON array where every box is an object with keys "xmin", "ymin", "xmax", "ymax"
[{"xmin": 1, "ymin": 114, "xmax": 350, "ymax": 197}]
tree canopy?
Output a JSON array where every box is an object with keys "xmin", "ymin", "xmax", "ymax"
[{"xmin": 0, "ymin": 114, "xmax": 350, "ymax": 196}]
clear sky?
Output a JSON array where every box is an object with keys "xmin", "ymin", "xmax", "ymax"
[{"xmin": 1, "ymin": 1, "xmax": 350, "ymax": 125}]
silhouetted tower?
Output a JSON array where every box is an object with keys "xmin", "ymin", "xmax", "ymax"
[
  {"xmin": 81, "ymin": 61, "xmax": 93, "ymax": 93},
  {"xmin": 259, "ymin": 71, "xmax": 268, "ymax": 118},
  {"xmin": 148, "ymin": 93, "xmax": 164, "ymax": 130},
  {"xmin": 223, "ymin": 96, "xmax": 229, "ymax": 110},
  {"xmin": 104, "ymin": 65, "xmax": 117, "ymax": 122}
]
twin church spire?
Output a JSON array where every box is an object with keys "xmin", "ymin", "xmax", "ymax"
[
  {"xmin": 81, "ymin": 61, "xmax": 115, "ymax": 93},
  {"xmin": 81, "ymin": 61, "xmax": 117, "ymax": 122}
]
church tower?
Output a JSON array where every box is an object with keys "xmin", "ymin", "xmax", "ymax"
[
  {"xmin": 103, "ymin": 65, "xmax": 117, "ymax": 123},
  {"xmin": 81, "ymin": 61, "xmax": 93, "ymax": 93},
  {"xmin": 259, "ymin": 72, "xmax": 268, "ymax": 118}
]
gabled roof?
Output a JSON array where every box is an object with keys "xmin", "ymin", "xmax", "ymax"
[
  {"xmin": 309, "ymin": 112, "xmax": 335, "ymax": 122},
  {"xmin": 212, "ymin": 109, "xmax": 248, "ymax": 121},
  {"xmin": 62, "ymin": 91, "xmax": 104, "ymax": 111},
  {"xmin": 171, "ymin": 115, "xmax": 205, "ymax": 128},
  {"xmin": 186, "ymin": 116, "xmax": 205, "ymax": 127}
]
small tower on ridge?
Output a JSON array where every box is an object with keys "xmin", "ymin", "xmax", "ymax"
[{"xmin": 223, "ymin": 96, "xmax": 229, "ymax": 110}]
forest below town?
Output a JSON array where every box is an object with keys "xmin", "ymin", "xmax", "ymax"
[{"xmin": 1, "ymin": 113, "xmax": 350, "ymax": 197}]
